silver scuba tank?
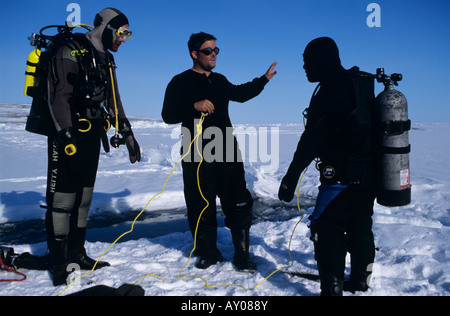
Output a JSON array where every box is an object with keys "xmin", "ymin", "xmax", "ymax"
[{"xmin": 374, "ymin": 68, "xmax": 411, "ymax": 207}]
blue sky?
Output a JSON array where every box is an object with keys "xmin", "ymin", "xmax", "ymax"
[{"xmin": 1, "ymin": 0, "xmax": 449, "ymax": 123}]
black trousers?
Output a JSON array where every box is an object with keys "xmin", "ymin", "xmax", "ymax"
[
  {"xmin": 182, "ymin": 159, "xmax": 253, "ymax": 257},
  {"xmin": 45, "ymin": 126, "xmax": 100, "ymax": 258},
  {"xmin": 313, "ymin": 182, "xmax": 376, "ymax": 293}
]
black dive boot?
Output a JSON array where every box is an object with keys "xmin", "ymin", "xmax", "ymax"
[
  {"xmin": 195, "ymin": 248, "xmax": 224, "ymax": 270},
  {"xmin": 320, "ymin": 274, "xmax": 344, "ymax": 296},
  {"xmin": 193, "ymin": 224, "xmax": 223, "ymax": 269},
  {"xmin": 69, "ymin": 227, "xmax": 110, "ymax": 270},
  {"xmin": 71, "ymin": 248, "xmax": 111, "ymax": 270},
  {"xmin": 46, "ymin": 210, "xmax": 70, "ymax": 286},
  {"xmin": 315, "ymin": 242, "xmax": 344, "ymax": 296},
  {"xmin": 231, "ymin": 229, "xmax": 256, "ymax": 272},
  {"xmin": 344, "ymin": 271, "xmax": 371, "ymax": 293},
  {"xmin": 344, "ymin": 236, "xmax": 376, "ymax": 293},
  {"xmin": 49, "ymin": 237, "xmax": 70, "ymax": 286}
]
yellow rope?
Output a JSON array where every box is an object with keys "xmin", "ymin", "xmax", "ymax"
[{"xmin": 58, "ymin": 113, "xmax": 308, "ymax": 294}]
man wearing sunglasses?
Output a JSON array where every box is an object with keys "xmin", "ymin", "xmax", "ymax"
[
  {"xmin": 44, "ymin": 7, "xmax": 140, "ymax": 286},
  {"xmin": 162, "ymin": 32, "xmax": 277, "ymax": 272}
]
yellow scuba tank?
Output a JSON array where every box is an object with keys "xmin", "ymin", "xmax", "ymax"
[{"xmin": 24, "ymin": 48, "xmax": 41, "ymax": 97}]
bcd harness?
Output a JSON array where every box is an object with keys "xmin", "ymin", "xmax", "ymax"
[
  {"xmin": 24, "ymin": 24, "xmax": 123, "ymax": 153},
  {"xmin": 302, "ymin": 67, "xmax": 375, "ymax": 187}
]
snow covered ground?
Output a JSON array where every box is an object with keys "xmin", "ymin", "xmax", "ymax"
[{"xmin": 0, "ymin": 103, "xmax": 449, "ymax": 296}]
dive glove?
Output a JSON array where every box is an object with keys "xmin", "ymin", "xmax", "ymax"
[
  {"xmin": 58, "ymin": 127, "xmax": 78, "ymax": 156},
  {"xmin": 278, "ymin": 172, "xmax": 300, "ymax": 202},
  {"xmin": 118, "ymin": 118, "xmax": 141, "ymax": 164}
]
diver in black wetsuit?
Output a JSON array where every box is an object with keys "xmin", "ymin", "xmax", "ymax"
[
  {"xmin": 278, "ymin": 37, "xmax": 376, "ymax": 295},
  {"xmin": 45, "ymin": 8, "xmax": 140, "ymax": 286}
]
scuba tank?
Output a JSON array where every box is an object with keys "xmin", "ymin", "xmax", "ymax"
[
  {"xmin": 24, "ymin": 47, "xmax": 41, "ymax": 97},
  {"xmin": 23, "ymin": 24, "xmax": 96, "ymax": 137},
  {"xmin": 373, "ymin": 68, "xmax": 411, "ymax": 207},
  {"xmin": 23, "ymin": 30, "xmax": 54, "ymax": 136}
]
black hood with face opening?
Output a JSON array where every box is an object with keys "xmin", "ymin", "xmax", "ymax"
[{"xmin": 86, "ymin": 8, "xmax": 128, "ymax": 52}]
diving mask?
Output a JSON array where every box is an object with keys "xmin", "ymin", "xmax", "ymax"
[{"xmin": 106, "ymin": 24, "xmax": 132, "ymax": 41}]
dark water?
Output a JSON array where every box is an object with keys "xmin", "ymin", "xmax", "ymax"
[{"xmin": 0, "ymin": 197, "xmax": 316, "ymax": 245}]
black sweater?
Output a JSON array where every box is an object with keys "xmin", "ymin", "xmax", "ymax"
[{"xmin": 162, "ymin": 69, "xmax": 269, "ymax": 139}]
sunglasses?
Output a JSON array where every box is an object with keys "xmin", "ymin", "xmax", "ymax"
[{"xmin": 197, "ymin": 47, "xmax": 220, "ymax": 56}]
